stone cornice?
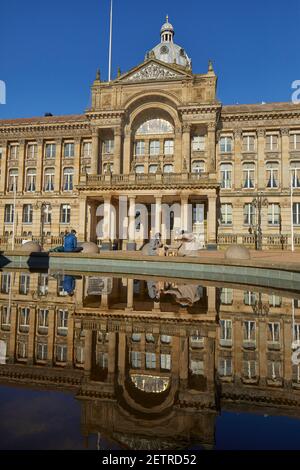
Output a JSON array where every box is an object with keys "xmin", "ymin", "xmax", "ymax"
[
  {"xmin": 85, "ymin": 110, "xmax": 125, "ymax": 122},
  {"xmin": 221, "ymin": 108, "xmax": 300, "ymax": 123},
  {"xmin": 0, "ymin": 122, "xmax": 90, "ymax": 137}
]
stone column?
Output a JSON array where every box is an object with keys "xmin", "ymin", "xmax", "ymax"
[
  {"xmin": 78, "ymin": 196, "xmax": 87, "ymax": 242},
  {"xmin": 117, "ymin": 332, "xmax": 126, "ymax": 380},
  {"xmin": 36, "ymin": 139, "xmax": 44, "ymax": 193},
  {"xmin": 182, "ymin": 124, "xmax": 191, "ymax": 172},
  {"xmin": 84, "ymin": 330, "xmax": 93, "ymax": 376},
  {"xmin": 0, "ymin": 140, "xmax": 8, "ymax": 195},
  {"xmin": 73, "ymin": 138, "xmax": 81, "ymax": 187},
  {"xmin": 283, "ymin": 319, "xmax": 293, "ymax": 385},
  {"xmin": 54, "ymin": 139, "xmax": 62, "ymax": 192},
  {"xmin": 17, "ymin": 140, "xmax": 26, "ymax": 193},
  {"xmin": 123, "ymin": 128, "xmax": 132, "ymax": 174},
  {"xmin": 126, "ymin": 278, "xmax": 134, "ymax": 311},
  {"xmin": 233, "ymin": 130, "xmax": 242, "ymax": 190},
  {"xmin": 47, "ymin": 308, "xmax": 55, "ymax": 366},
  {"xmin": 180, "ymin": 195, "xmax": 189, "ymax": 232},
  {"xmin": 107, "ymin": 332, "xmax": 116, "ymax": 381},
  {"xmin": 127, "ymin": 196, "xmax": 136, "ymax": 251},
  {"xmin": 174, "ymin": 126, "xmax": 183, "ymax": 173},
  {"xmin": 91, "ymin": 129, "xmax": 100, "ymax": 175},
  {"xmin": 281, "ymin": 128, "xmax": 290, "ymax": 189},
  {"xmin": 8, "ymin": 306, "xmax": 17, "ymax": 362},
  {"xmin": 207, "ymin": 123, "xmax": 216, "ymax": 172},
  {"xmin": 102, "ymin": 196, "xmax": 112, "ymax": 250},
  {"xmin": 67, "ymin": 315, "xmax": 74, "ymax": 366},
  {"xmin": 207, "ymin": 192, "xmax": 217, "ymax": 249},
  {"xmin": 257, "ymin": 129, "xmax": 265, "ymax": 190},
  {"xmin": 258, "ymin": 319, "xmax": 267, "ymax": 382},
  {"xmin": 113, "ymin": 127, "xmax": 122, "ymax": 175},
  {"xmin": 155, "ymin": 195, "xmax": 162, "ymax": 235},
  {"xmin": 27, "ymin": 308, "xmax": 37, "ymax": 365}
]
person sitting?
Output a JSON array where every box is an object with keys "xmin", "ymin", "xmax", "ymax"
[
  {"xmin": 64, "ymin": 229, "xmax": 83, "ymax": 253},
  {"xmin": 63, "ymin": 275, "xmax": 76, "ymax": 296},
  {"xmin": 148, "ymin": 232, "xmax": 163, "ymax": 256}
]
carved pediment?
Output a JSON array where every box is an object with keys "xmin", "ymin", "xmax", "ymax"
[{"xmin": 119, "ymin": 60, "xmax": 189, "ymax": 83}]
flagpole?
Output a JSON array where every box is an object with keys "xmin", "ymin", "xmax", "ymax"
[
  {"xmin": 291, "ymin": 172, "xmax": 295, "ymax": 252},
  {"xmin": 108, "ymin": 0, "xmax": 113, "ymax": 82}
]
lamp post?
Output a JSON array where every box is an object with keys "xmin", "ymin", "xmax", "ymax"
[
  {"xmin": 251, "ymin": 192, "xmax": 268, "ymax": 250},
  {"xmin": 35, "ymin": 202, "xmax": 52, "ymax": 249},
  {"xmin": 252, "ymin": 292, "xmax": 270, "ymax": 316}
]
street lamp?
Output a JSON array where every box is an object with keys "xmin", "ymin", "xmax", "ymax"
[
  {"xmin": 35, "ymin": 201, "xmax": 52, "ymax": 248},
  {"xmin": 251, "ymin": 192, "xmax": 268, "ymax": 250},
  {"xmin": 252, "ymin": 292, "xmax": 270, "ymax": 316}
]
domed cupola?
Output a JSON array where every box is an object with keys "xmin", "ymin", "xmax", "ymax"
[{"xmin": 146, "ymin": 16, "xmax": 192, "ymax": 70}]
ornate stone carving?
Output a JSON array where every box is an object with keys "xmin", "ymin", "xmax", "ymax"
[
  {"xmin": 257, "ymin": 128, "xmax": 266, "ymax": 138},
  {"xmin": 123, "ymin": 63, "xmax": 181, "ymax": 82},
  {"xmin": 281, "ymin": 128, "xmax": 290, "ymax": 136},
  {"xmin": 233, "ymin": 129, "xmax": 242, "ymax": 139}
]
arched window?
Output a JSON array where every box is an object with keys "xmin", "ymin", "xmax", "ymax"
[
  {"xmin": 163, "ymin": 164, "xmax": 174, "ymax": 174},
  {"xmin": 26, "ymin": 169, "xmax": 36, "ymax": 192},
  {"xmin": 192, "ymin": 160, "xmax": 205, "ymax": 174},
  {"xmin": 136, "ymin": 118, "xmax": 173, "ymax": 135},
  {"xmin": 63, "ymin": 167, "xmax": 74, "ymax": 191}
]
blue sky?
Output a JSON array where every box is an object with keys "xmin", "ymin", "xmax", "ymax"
[{"xmin": 0, "ymin": 0, "xmax": 299, "ymax": 119}]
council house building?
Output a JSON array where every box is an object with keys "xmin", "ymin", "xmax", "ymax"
[{"xmin": 1, "ymin": 17, "xmax": 300, "ymax": 251}]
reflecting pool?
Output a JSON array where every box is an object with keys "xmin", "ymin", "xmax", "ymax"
[{"xmin": 0, "ymin": 269, "xmax": 300, "ymax": 450}]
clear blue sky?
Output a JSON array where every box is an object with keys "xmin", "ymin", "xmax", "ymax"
[{"xmin": 0, "ymin": 0, "xmax": 299, "ymax": 119}]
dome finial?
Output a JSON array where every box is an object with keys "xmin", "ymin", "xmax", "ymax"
[{"xmin": 166, "ymin": 14, "xmax": 169, "ymax": 22}]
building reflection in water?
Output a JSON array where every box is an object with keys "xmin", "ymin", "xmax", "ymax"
[{"xmin": 0, "ymin": 269, "xmax": 300, "ymax": 450}]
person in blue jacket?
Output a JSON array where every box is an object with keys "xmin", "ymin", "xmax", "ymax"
[
  {"xmin": 63, "ymin": 275, "xmax": 76, "ymax": 296},
  {"xmin": 63, "ymin": 229, "xmax": 83, "ymax": 253}
]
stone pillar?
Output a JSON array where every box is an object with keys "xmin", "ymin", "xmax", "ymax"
[
  {"xmin": 73, "ymin": 138, "xmax": 81, "ymax": 187},
  {"xmin": 36, "ymin": 139, "xmax": 44, "ymax": 193},
  {"xmin": 180, "ymin": 195, "xmax": 189, "ymax": 232},
  {"xmin": 126, "ymin": 278, "xmax": 134, "ymax": 311},
  {"xmin": 123, "ymin": 128, "xmax": 132, "ymax": 174},
  {"xmin": 127, "ymin": 196, "xmax": 136, "ymax": 251},
  {"xmin": 233, "ymin": 130, "xmax": 242, "ymax": 190},
  {"xmin": 8, "ymin": 306, "xmax": 17, "ymax": 362},
  {"xmin": 281, "ymin": 128, "xmax": 290, "ymax": 189},
  {"xmin": 113, "ymin": 127, "xmax": 122, "ymax": 175},
  {"xmin": 17, "ymin": 140, "xmax": 26, "ymax": 193},
  {"xmin": 257, "ymin": 129, "xmax": 265, "ymax": 190},
  {"xmin": 182, "ymin": 124, "xmax": 191, "ymax": 172},
  {"xmin": 207, "ymin": 192, "xmax": 217, "ymax": 249},
  {"xmin": 207, "ymin": 123, "xmax": 216, "ymax": 172},
  {"xmin": 174, "ymin": 126, "xmax": 183, "ymax": 173},
  {"xmin": 179, "ymin": 333, "xmax": 189, "ymax": 381},
  {"xmin": 258, "ymin": 319, "xmax": 267, "ymax": 381},
  {"xmin": 0, "ymin": 140, "xmax": 8, "ymax": 195},
  {"xmin": 78, "ymin": 196, "xmax": 87, "ymax": 242},
  {"xmin": 91, "ymin": 129, "xmax": 100, "ymax": 175},
  {"xmin": 54, "ymin": 139, "xmax": 62, "ymax": 192},
  {"xmin": 284, "ymin": 319, "xmax": 293, "ymax": 384},
  {"xmin": 107, "ymin": 332, "xmax": 116, "ymax": 381},
  {"xmin": 67, "ymin": 315, "xmax": 74, "ymax": 366},
  {"xmin": 102, "ymin": 196, "xmax": 112, "ymax": 250},
  {"xmin": 207, "ymin": 286, "xmax": 217, "ymax": 316},
  {"xmin": 27, "ymin": 308, "xmax": 36, "ymax": 365},
  {"xmin": 117, "ymin": 332, "xmax": 126, "ymax": 380},
  {"xmin": 155, "ymin": 195, "xmax": 162, "ymax": 235},
  {"xmin": 47, "ymin": 308, "xmax": 55, "ymax": 366},
  {"xmin": 84, "ymin": 330, "xmax": 93, "ymax": 376}
]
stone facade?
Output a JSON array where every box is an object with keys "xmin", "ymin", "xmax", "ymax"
[{"xmin": 0, "ymin": 19, "xmax": 300, "ymax": 250}]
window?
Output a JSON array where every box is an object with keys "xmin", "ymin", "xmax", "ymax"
[
  {"xmin": 242, "ymin": 135, "xmax": 256, "ymax": 152},
  {"xmin": 220, "ymin": 288, "xmax": 233, "ymax": 305},
  {"xmin": 63, "ymin": 167, "xmax": 74, "ymax": 191},
  {"xmin": 60, "ymin": 204, "xmax": 71, "ymax": 224},
  {"xmin": 36, "ymin": 343, "xmax": 48, "ymax": 361},
  {"xmin": 149, "ymin": 140, "xmax": 160, "ymax": 155},
  {"xmin": 19, "ymin": 273, "xmax": 30, "ymax": 295},
  {"xmin": 290, "ymin": 133, "xmax": 300, "ymax": 150},
  {"xmin": 103, "ymin": 163, "xmax": 114, "ymax": 174},
  {"xmin": 244, "ymin": 291, "xmax": 256, "ymax": 306},
  {"xmin": 135, "ymin": 140, "xmax": 145, "ymax": 156},
  {"xmin": 293, "ymin": 323, "xmax": 300, "ymax": 346},
  {"xmin": 135, "ymin": 165, "xmax": 144, "ymax": 174},
  {"xmin": 267, "ymin": 361, "xmax": 281, "ymax": 380},
  {"xmin": 4, "ymin": 204, "xmax": 14, "ymax": 223},
  {"xmin": 163, "ymin": 164, "xmax": 174, "ymax": 174},
  {"xmin": 132, "ymin": 333, "xmax": 141, "ymax": 342},
  {"xmin": 267, "ymin": 322, "xmax": 280, "ymax": 343},
  {"xmin": 38, "ymin": 309, "xmax": 49, "ymax": 333},
  {"xmin": 43, "ymin": 204, "xmax": 52, "ymax": 224},
  {"xmin": 243, "ymin": 203, "xmax": 256, "ymax": 225},
  {"xmin": 160, "ymin": 354, "xmax": 171, "ymax": 370},
  {"xmin": 10, "ymin": 145, "xmax": 19, "ymax": 159},
  {"xmin": 266, "ymin": 162, "xmax": 279, "ymax": 188},
  {"xmin": 290, "ymin": 162, "xmax": 300, "ymax": 188},
  {"xmin": 17, "ymin": 341, "xmax": 28, "ymax": 359},
  {"xmin": 19, "ymin": 307, "xmax": 30, "ymax": 332},
  {"xmin": 266, "ymin": 134, "xmax": 278, "ymax": 151},
  {"xmin": 38, "ymin": 274, "xmax": 48, "ymax": 295},
  {"xmin": 293, "ymin": 203, "xmax": 300, "ymax": 225},
  {"xmin": 136, "ymin": 118, "xmax": 173, "ymax": 135},
  {"xmin": 221, "ymin": 204, "xmax": 232, "ymax": 225},
  {"xmin": 268, "ymin": 203, "xmax": 280, "ymax": 225},
  {"xmin": 220, "ymin": 319, "xmax": 232, "ymax": 346},
  {"xmin": 57, "ymin": 310, "xmax": 68, "ymax": 335},
  {"xmin": 220, "ymin": 163, "xmax": 232, "ymax": 189},
  {"xmin": 160, "ymin": 335, "xmax": 171, "ymax": 344},
  {"xmin": 103, "ymin": 139, "xmax": 114, "ymax": 154},
  {"xmin": 75, "ymin": 346, "xmax": 85, "ymax": 364},
  {"xmin": 149, "ymin": 164, "xmax": 158, "ymax": 174},
  {"xmin": 190, "ymin": 360, "xmax": 204, "ymax": 375},
  {"xmin": 1, "ymin": 306, "xmax": 11, "ymax": 329},
  {"xmin": 220, "ymin": 136, "xmax": 232, "ymax": 153},
  {"xmin": 269, "ymin": 295, "xmax": 281, "ymax": 307},
  {"xmin": 1, "ymin": 273, "xmax": 10, "ymax": 294},
  {"xmin": 64, "ymin": 142, "xmax": 74, "ymax": 158},
  {"xmin": 27, "ymin": 144, "xmax": 37, "ymax": 159},
  {"xmin": 192, "ymin": 135, "xmax": 205, "ymax": 151},
  {"xmin": 97, "ymin": 352, "xmax": 108, "ymax": 368},
  {"xmin": 218, "ymin": 357, "xmax": 232, "ymax": 377},
  {"xmin": 8, "ymin": 169, "xmax": 18, "ymax": 192},
  {"xmin": 44, "ymin": 168, "xmax": 55, "ymax": 192},
  {"xmin": 56, "ymin": 344, "xmax": 67, "ymax": 363},
  {"xmin": 243, "ymin": 163, "xmax": 255, "ymax": 188},
  {"xmin": 0, "ymin": 147, "xmax": 2, "ymax": 159},
  {"xmin": 146, "ymin": 352, "xmax": 156, "ymax": 369},
  {"xmin": 242, "ymin": 360, "xmax": 257, "ymax": 379},
  {"xmin": 164, "ymin": 139, "xmax": 174, "ymax": 155},
  {"xmin": 82, "ymin": 142, "xmax": 92, "ymax": 157},
  {"xmin": 243, "ymin": 321, "xmax": 256, "ymax": 343},
  {"xmin": 191, "ymin": 160, "xmax": 205, "ymax": 174},
  {"xmin": 131, "ymin": 351, "xmax": 141, "ymax": 368},
  {"xmin": 45, "ymin": 143, "xmax": 56, "ymax": 159},
  {"xmin": 23, "ymin": 204, "xmax": 33, "ymax": 224}
]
